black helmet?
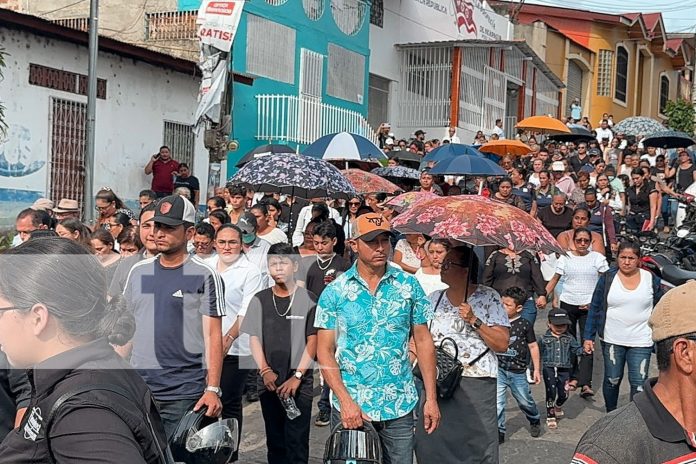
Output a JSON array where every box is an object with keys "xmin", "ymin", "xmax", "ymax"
[
  {"xmin": 169, "ymin": 408, "xmax": 238, "ymax": 464},
  {"xmin": 323, "ymin": 422, "xmax": 383, "ymax": 464}
]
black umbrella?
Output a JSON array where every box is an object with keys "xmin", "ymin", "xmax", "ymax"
[
  {"xmin": 548, "ymin": 124, "xmax": 595, "ymax": 143},
  {"xmin": 235, "ymin": 144, "xmax": 295, "ymax": 168},
  {"xmin": 642, "ymin": 130, "xmax": 696, "ymax": 149},
  {"xmin": 388, "ymin": 150, "xmax": 421, "ymax": 169}
]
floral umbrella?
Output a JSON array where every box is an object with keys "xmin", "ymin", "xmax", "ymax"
[
  {"xmin": 384, "ymin": 191, "xmax": 438, "ymax": 213},
  {"xmin": 391, "ymin": 195, "xmax": 564, "ymax": 254},
  {"xmin": 341, "ymin": 169, "xmax": 401, "ymax": 194},
  {"xmin": 612, "ymin": 117, "xmax": 664, "ymax": 137},
  {"xmin": 371, "ymin": 166, "xmax": 421, "ymax": 181},
  {"xmin": 229, "ymin": 153, "xmax": 356, "ymax": 199}
]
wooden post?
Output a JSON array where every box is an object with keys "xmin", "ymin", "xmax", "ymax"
[{"xmin": 449, "ymin": 47, "xmax": 462, "ymax": 127}]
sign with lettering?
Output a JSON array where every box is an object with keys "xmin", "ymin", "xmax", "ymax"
[{"xmin": 196, "ymin": 1, "xmax": 244, "ymax": 52}]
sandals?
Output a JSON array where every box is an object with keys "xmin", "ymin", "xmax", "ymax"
[
  {"xmin": 546, "ymin": 417, "xmax": 557, "ymax": 429},
  {"xmin": 566, "ymin": 380, "xmax": 578, "ymax": 392},
  {"xmin": 580, "ymin": 386, "xmax": 595, "ymax": 398}
]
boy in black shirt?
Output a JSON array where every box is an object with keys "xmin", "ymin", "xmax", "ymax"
[
  {"xmin": 496, "ymin": 287, "xmax": 542, "ymax": 443},
  {"xmin": 241, "ymin": 243, "xmax": 317, "ymax": 464}
]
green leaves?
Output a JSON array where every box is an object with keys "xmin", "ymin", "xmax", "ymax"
[{"xmin": 664, "ymin": 98, "xmax": 695, "ymax": 135}]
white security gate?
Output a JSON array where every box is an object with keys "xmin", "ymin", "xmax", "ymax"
[
  {"xmin": 298, "ymin": 48, "xmax": 324, "ymax": 143},
  {"xmin": 481, "ymin": 66, "xmax": 506, "ymax": 134}
]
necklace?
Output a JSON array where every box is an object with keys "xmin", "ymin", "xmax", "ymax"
[
  {"xmin": 316, "ymin": 253, "xmax": 335, "ymax": 271},
  {"xmin": 272, "ymin": 288, "xmax": 297, "ymax": 317}
]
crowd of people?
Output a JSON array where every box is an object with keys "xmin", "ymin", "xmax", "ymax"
[{"xmin": 2, "ymin": 123, "xmax": 696, "ymax": 464}]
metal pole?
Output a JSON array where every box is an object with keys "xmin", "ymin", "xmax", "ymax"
[{"xmin": 84, "ymin": 0, "xmax": 99, "ymax": 223}]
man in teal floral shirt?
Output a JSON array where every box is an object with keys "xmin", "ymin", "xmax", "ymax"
[{"xmin": 316, "ymin": 213, "xmax": 440, "ymax": 463}]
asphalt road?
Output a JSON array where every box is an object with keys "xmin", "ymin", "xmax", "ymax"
[{"xmin": 237, "ymin": 307, "xmax": 648, "ymax": 463}]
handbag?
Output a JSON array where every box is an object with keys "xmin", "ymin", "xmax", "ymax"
[{"xmin": 412, "ymin": 292, "xmax": 489, "ymax": 400}]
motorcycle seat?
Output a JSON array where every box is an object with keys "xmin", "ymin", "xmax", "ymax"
[{"xmin": 662, "ymin": 265, "xmax": 696, "ymax": 286}]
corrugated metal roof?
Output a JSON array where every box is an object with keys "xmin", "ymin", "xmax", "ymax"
[{"xmin": 395, "ymin": 39, "xmax": 565, "ymax": 89}]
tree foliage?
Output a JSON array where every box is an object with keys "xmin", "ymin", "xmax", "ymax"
[{"xmin": 664, "ymin": 98, "xmax": 695, "ymax": 135}]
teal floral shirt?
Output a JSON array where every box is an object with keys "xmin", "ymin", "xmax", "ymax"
[{"xmin": 315, "ymin": 262, "xmax": 432, "ymax": 421}]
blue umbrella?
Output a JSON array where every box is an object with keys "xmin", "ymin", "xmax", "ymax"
[
  {"xmin": 423, "ymin": 143, "xmax": 484, "ymax": 163},
  {"xmin": 429, "ymin": 154, "xmax": 506, "ymax": 176},
  {"xmin": 303, "ymin": 132, "xmax": 387, "ymax": 161}
]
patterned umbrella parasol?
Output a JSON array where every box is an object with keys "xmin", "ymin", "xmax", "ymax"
[
  {"xmin": 612, "ymin": 117, "xmax": 665, "ymax": 137},
  {"xmin": 341, "ymin": 169, "xmax": 402, "ymax": 194},
  {"xmin": 391, "ymin": 195, "xmax": 564, "ymax": 254},
  {"xmin": 642, "ymin": 130, "xmax": 696, "ymax": 149},
  {"xmin": 229, "ymin": 153, "xmax": 356, "ymax": 199},
  {"xmin": 371, "ymin": 166, "xmax": 421, "ymax": 181},
  {"xmin": 384, "ymin": 191, "xmax": 438, "ymax": 212}
]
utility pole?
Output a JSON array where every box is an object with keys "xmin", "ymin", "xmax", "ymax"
[{"xmin": 84, "ymin": 0, "xmax": 99, "ymax": 223}]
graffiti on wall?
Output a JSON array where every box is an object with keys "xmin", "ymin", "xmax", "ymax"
[{"xmin": 0, "ymin": 125, "xmax": 45, "ymax": 177}]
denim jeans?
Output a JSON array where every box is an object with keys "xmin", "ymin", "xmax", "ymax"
[
  {"xmin": 318, "ymin": 383, "xmax": 331, "ymax": 414},
  {"xmin": 521, "ymin": 297, "xmax": 538, "ymax": 325},
  {"xmin": 331, "ymin": 408, "xmax": 415, "ymax": 464},
  {"xmin": 542, "ymin": 367, "xmax": 570, "ymax": 418},
  {"xmin": 155, "ymin": 397, "xmax": 198, "ymax": 440},
  {"xmin": 601, "ymin": 341, "xmax": 652, "ymax": 412},
  {"xmin": 496, "ymin": 368, "xmax": 541, "ymax": 434}
]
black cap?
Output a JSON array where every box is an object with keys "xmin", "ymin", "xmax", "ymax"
[
  {"xmin": 588, "ymin": 148, "xmax": 602, "ymax": 157},
  {"xmin": 548, "ymin": 309, "xmax": 571, "ymax": 325},
  {"xmin": 153, "ymin": 195, "xmax": 196, "ymax": 226},
  {"xmin": 415, "ymin": 130, "xmax": 426, "ymax": 136}
]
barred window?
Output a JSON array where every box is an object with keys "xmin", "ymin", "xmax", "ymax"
[
  {"xmin": 303, "ymin": 0, "xmax": 324, "ymax": 20},
  {"xmin": 370, "ymin": 0, "xmax": 384, "ymax": 27},
  {"xmin": 615, "ymin": 45, "xmax": 628, "ymax": 103},
  {"xmin": 163, "ymin": 121, "xmax": 195, "ymax": 169},
  {"xmin": 659, "ymin": 75, "xmax": 670, "ymax": 115},
  {"xmin": 596, "ymin": 50, "xmax": 613, "ymax": 97},
  {"xmin": 331, "ymin": 0, "xmax": 368, "ymax": 36},
  {"xmin": 245, "ymin": 15, "xmax": 296, "ymax": 84},
  {"xmin": 327, "ymin": 43, "xmax": 365, "ymax": 104}
]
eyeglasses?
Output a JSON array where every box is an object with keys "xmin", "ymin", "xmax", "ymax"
[
  {"xmin": 95, "ymin": 204, "xmax": 112, "ymax": 211},
  {"xmin": 0, "ymin": 306, "xmax": 20, "ymax": 312},
  {"xmin": 215, "ymin": 240, "xmax": 240, "ymax": 248},
  {"xmin": 574, "ymin": 238, "xmax": 591, "ymax": 244}
]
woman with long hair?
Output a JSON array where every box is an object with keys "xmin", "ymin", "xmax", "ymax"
[
  {"xmin": 95, "ymin": 188, "xmax": 132, "ymax": 229},
  {"xmin": 414, "ymin": 239, "xmax": 450, "ymax": 296},
  {"xmin": 106, "ymin": 212, "xmax": 131, "ymax": 243},
  {"xmin": 0, "ymin": 238, "xmax": 167, "ymax": 463},
  {"xmin": 91, "ymin": 228, "xmax": 121, "ymax": 283},
  {"xmin": 56, "ymin": 218, "xmax": 92, "ymax": 250},
  {"xmin": 494, "ymin": 177, "xmax": 526, "ymax": 211},
  {"xmin": 341, "ymin": 195, "xmax": 363, "ymax": 239},
  {"xmin": 546, "ymin": 228, "xmax": 609, "ymax": 398}
]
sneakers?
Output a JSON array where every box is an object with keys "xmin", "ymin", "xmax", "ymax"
[
  {"xmin": 530, "ymin": 423, "xmax": 541, "ymax": 438},
  {"xmin": 546, "ymin": 417, "xmax": 557, "ymax": 429},
  {"xmin": 315, "ymin": 410, "xmax": 330, "ymax": 427},
  {"xmin": 553, "ymin": 406, "xmax": 564, "ymax": 418},
  {"xmin": 498, "ymin": 431, "xmax": 505, "ymax": 444}
]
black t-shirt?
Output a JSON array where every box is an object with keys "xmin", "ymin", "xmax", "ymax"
[
  {"xmin": 627, "ymin": 182, "xmax": 657, "ymax": 214},
  {"xmin": 300, "ymin": 254, "xmax": 351, "ymax": 297},
  {"xmin": 537, "ymin": 205, "xmax": 574, "ymax": 238},
  {"xmin": 570, "ymin": 154, "xmax": 591, "ymax": 174},
  {"xmin": 241, "ymin": 287, "xmax": 317, "ymax": 386},
  {"xmin": 0, "ymin": 352, "xmax": 30, "ymax": 441},
  {"xmin": 497, "ymin": 317, "xmax": 536, "ymax": 373},
  {"xmin": 675, "ymin": 164, "xmax": 696, "ymax": 192},
  {"xmin": 173, "ymin": 175, "xmax": 200, "ymax": 194}
]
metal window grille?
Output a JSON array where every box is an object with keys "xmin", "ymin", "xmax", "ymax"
[
  {"xmin": 398, "ymin": 46, "xmax": 451, "ymax": 128},
  {"xmin": 327, "ymin": 43, "xmax": 365, "ymax": 104},
  {"xmin": 597, "ymin": 49, "xmax": 613, "ymax": 97},
  {"xmin": 370, "ymin": 0, "xmax": 384, "ymax": 27},
  {"xmin": 536, "ymin": 73, "xmax": 559, "ymax": 117},
  {"xmin": 303, "ymin": 0, "xmax": 324, "ymax": 20},
  {"xmin": 246, "ymin": 15, "xmax": 295, "ymax": 84},
  {"xmin": 29, "ymin": 64, "xmax": 106, "ymax": 99},
  {"xmin": 368, "ymin": 74, "xmax": 390, "ymax": 130},
  {"xmin": 145, "ymin": 11, "xmax": 197, "ymax": 41},
  {"xmin": 163, "ymin": 121, "xmax": 195, "ymax": 170},
  {"xmin": 51, "ymin": 17, "xmax": 89, "ymax": 32},
  {"xmin": 50, "ymin": 98, "xmax": 87, "ymax": 215},
  {"xmin": 331, "ymin": 0, "xmax": 368, "ymax": 36},
  {"xmin": 300, "ymin": 49, "xmax": 324, "ymax": 98},
  {"xmin": 503, "ymin": 48, "xmax": 524, "ymax": 83},
  {"xmin": 482, "ymin": 66, "xmax": 506, "ymax": 133},
  {"xmin": 458, "ymin": 48, "xmax": 487, "ymax": 132},
  {"xmin": 659, "ymin": 75, "xmax": 670, "ymax": 114},
  {"xmin": 615, "ymin": 46, "xmax": 628, "ymax": 103},
  {"xmin": 266, "ymin": 0, "xmax": 288, "ymax": 4}
]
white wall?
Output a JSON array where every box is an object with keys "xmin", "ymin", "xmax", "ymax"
[{"xmin": 0, "ymin": 27, "xmax": 208, "ymax": 226}]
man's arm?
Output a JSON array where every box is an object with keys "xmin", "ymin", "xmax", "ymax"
[
  {"xmin": 196, "ymin": 315, "xmax": 223, "ymax": 417},
  {"xmin": 411, "ymin": 323, "xmax": 441, "ymax": 434},
  {"xmin": 316, "ymin": 329, "xmax": 367, "ymax": 429},
  {"xmin": 144, "ymin": 154, "xmax": 157, "ymax": 175}
]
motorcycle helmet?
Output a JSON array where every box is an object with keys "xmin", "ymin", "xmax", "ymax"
[
  {"xmin": 323, "ymin": 422, "xmax": 383, "ymax": 464},
  {"xmin": 169, "ymin": 407, "xmax": 238, "ymax": 464}
]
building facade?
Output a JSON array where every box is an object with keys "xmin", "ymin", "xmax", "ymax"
[
  {"xmin": 0, "ymin": 10, "xmax": 209, "ymax": 228},
  {"xmin": 491, "ymin": 2, "xmax": 695, "ymax": 126}
]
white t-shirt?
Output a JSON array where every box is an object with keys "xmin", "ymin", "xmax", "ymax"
[
  {"xmin": 414, "ymin": 269, "xmax": 448, "ymax": 296},
  {"xmin": 603, "ymin": 269, "xmax": 654, "ymax": 347},
  {"xmin": 555, "ymin": 251, "xmax": 609, "ymax": 305},
  {"xmin": 258, "ymin": 227, "xmax": 288, "ymax": 245},
  {"xmin": 395, "ymin": 239, "xmax": 422, "ymax": 270},
  {"xmin": 641, "ymin": 154, "xmax": 658, "ymax": 167}
]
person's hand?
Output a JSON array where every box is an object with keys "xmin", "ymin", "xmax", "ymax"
[
  {"xmin": 262, "ymin": 370, "xmax": 278, "ymax": 392},
  {"xmin": 579, "ymin": 304, "xmax": 589, "ymax": 311},
  {"xmin": 532, "ymin": 370, "xmax": 541, "ymax": 384},
  {"xmin": 340, "ymin": 399, "xmax": 370, "ymax": 430},
  {"xmin": 276, "ymin": 377, "xmax": 301, "ymax": 400},
  {"xmin": 535, "ymin": 295, "xmax": 547, "ymax": 309},
  {"xmin": 610, "ymin": 242, "xmax": 619, "ymax": 253},
  {"xmin": 458, "ymin": 303, "xmax": 475, "ymax": 325},
  {"xmin": 222, "ymin": 334, "xmax": 235, "ymax": 354},
  {"xmin": 422, "ymin": 399, "xmax": 441, "ymax": 434},
  {"xmin": 583, "ymin": 340, "xmax": 594, "ymax": 354},
  {"xmin": 194, "ymin": 391, "xmax": 222, "ymax": 417},
  {"xmin": 152, "ymin": 153, "xmax": 160, "ymax": 161}
]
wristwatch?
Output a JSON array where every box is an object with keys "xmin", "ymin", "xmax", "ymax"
[
  {"xmin": 471, "ymin": 318, "xmax": 483, "ymax": 330},
  {"xmin": 293, "ymin": 371, "xmax": 303, "ymax": 380},
  {"xmin": 205, "ymin": 386, "xmax": 222, "ymax": 397}
]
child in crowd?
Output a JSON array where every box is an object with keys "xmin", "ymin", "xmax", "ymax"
[
  {"xmin": 496, "ymin": 287, "xmax": 542, "ymax": 443},
  {"xmin": 538, "ymin": 309, "xmax": 584, "ymax": 429}
]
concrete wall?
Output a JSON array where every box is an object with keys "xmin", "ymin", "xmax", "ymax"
[{"xmin": 0, "ymin": 26, "xmax": 207, "ymax": 227}]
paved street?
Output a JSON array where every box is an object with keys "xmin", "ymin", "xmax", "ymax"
[{"xmin": 237, "ymin": 307, "xmax": 651, "ymax": 463}]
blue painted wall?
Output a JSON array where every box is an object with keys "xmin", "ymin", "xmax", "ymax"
[{"xmin": 179, "ymin": 0, "xmax": 370, "ymax": 173}]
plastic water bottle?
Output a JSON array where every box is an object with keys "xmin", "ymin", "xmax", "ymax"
[{"xmin": 279, "ymin": 395, "xmax": 301, "ymax": 420}]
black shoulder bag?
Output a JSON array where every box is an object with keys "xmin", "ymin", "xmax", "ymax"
[{"xmin": 413, "ymin": 291, "xmax": 489, "ymax": 400}]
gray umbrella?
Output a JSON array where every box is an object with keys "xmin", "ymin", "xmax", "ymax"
[
  {"xmin": 612, "ymin": 117, "xmax": 665, "ymax": 137},
  {"xmin": 642, "ymin": 130, "xmax": 696, "ymax": 149}
]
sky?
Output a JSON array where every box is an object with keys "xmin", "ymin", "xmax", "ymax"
[{"xmin": 525, "ymin": 0, "xmax": 696, "ymax": 33}]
